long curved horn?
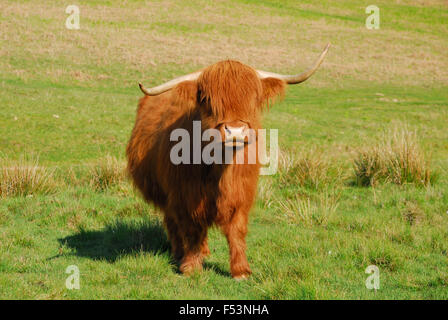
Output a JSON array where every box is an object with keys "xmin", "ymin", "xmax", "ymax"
[
  {"xmin": 256, "ymin": 43, "xmax": 330, "ymax": 84},
  {"xmin": 139, "ymin": 71, "xmax": 202, "ymax": 96}
]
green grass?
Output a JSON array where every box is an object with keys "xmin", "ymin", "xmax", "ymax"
[{"xmin": 0, "ymin": 0, "xmax": 447, "ymax": 299}]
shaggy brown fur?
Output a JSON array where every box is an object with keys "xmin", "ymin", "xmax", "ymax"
[{"xmin": 127, "ymin": 60, "xmax": 285, "ymax": 279}]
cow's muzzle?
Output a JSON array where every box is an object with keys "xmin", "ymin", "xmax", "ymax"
[{"xmin": 221, "ymin": 121, "xmax": 251, "ymax": 148}]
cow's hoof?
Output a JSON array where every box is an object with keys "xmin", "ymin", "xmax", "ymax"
[
  {"xmin": 180, "ymin": 256, "xmax": 203, "ymax": 275},
  {"xmin": 231, "ymin": 264, "xmax": 252, "ymax": 280},
  {"xmin": 180, "ymin": 264, "xmax": 202, "ymax": 275},
  {"xmin": 233, "ymin": 274, "xmax": 250, "ymax": 281}
]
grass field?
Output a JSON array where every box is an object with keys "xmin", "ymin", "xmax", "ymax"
[{"xmin": 1, "ymin": 0, "xmax": 447, "ymax": 299}]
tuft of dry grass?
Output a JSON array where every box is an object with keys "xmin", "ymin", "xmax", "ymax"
[
  {"xmin": 353, "ymin": 126, "xmax": 436, "ymax": 187},
  {"xmin": 275, "ymin": 192, "xmax": 339, "ymax": 226},
  {"xmin": 257, "ymin": 178, "xmax": 275, "ymax": 209},
  {"xmin": 401, "ymin": 200, "xmax": 425, "ymax": 226},
  {"xmin": 89, "ymin": 155, "xmax": 127, "ymax": 191},
  {"xmin": 278, "ymin": 148, "xmax": 330, "ymax": 189},
  {"xmin": 0, "ymin": 156, "xmax": 56, "ymax": 198}
]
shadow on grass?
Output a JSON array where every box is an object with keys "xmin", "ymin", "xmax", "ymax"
[
  {"xmin": 58, "ymin": 219, "xmax": 170, "ymax": 263},
  {"xmin": 203, "ymin": 262, "xmax": 232, "ymax": 278},
  {"xmin": 57, "ymin": 219, "xmax": 232, "ymax": 277}
]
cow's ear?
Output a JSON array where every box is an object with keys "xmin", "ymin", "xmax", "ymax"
[
  {"xmin": 261, "ymin": 77, "xmax": 286, "ymax": 108},
  {"xmin": 172, "ymin": 80, "xmax": 198, "ymax": 112}
]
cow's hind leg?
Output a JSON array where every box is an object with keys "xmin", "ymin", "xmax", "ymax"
[{"xmin": 221, "ymin": 210, "xmax": 252, "ymax": 280}]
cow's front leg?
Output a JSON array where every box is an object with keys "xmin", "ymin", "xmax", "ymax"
[
  {"xmin": 179, "ymin": 221, "xmax": 207, "ymax": 275},
  {"xmin": 222, "ymin": 210, "xmax": 251, "ymax": 280},
  {"xmin": 163, "ymin": 215, "xmax": 184, "ymax": 261},
  {"xmin": 201, "ymin": 236, "xmax": 210, "ymax": 258}
]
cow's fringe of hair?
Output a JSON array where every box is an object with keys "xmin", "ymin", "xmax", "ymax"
[{"xmin": 261, "ymin": 77, "xmax": 286, "ymax": 111}]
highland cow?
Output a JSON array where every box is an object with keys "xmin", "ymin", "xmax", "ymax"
[{"xmin": 126, "ymin": 44, "xmax": 329, "ymax": 279}]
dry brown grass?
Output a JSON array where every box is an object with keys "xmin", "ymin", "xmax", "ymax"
[
  {"xmin": 0, "ymin": 156, "xmax": 133, "ymax": 197},
  {"xmin": 88, "ymin": 155, "xmax": 127, "ymax": 191},
  {"xmin": 401, "ymin": 200, "xmax": 425, "ymax": 225},
  {"xmin": 278, "ymin": 148, "xmax": 331, "ymax": 189},
  {"xmin": 1, "ymin": 0, "xmax": 447, "ymax": 87},
  {"xmin": 353, "ymin": 126, "xmax": 436, "ymax": 186},
  {"xmin": 257, "ymin": 178, "xmax": 275, "ymax": 209},
  {"xmin": 0, "ymin": 156, "xmax": 57, "ymax": 198},
  {"xmin": 275, "ymin": 192, "xmax": 339, "ymax": 226}
]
